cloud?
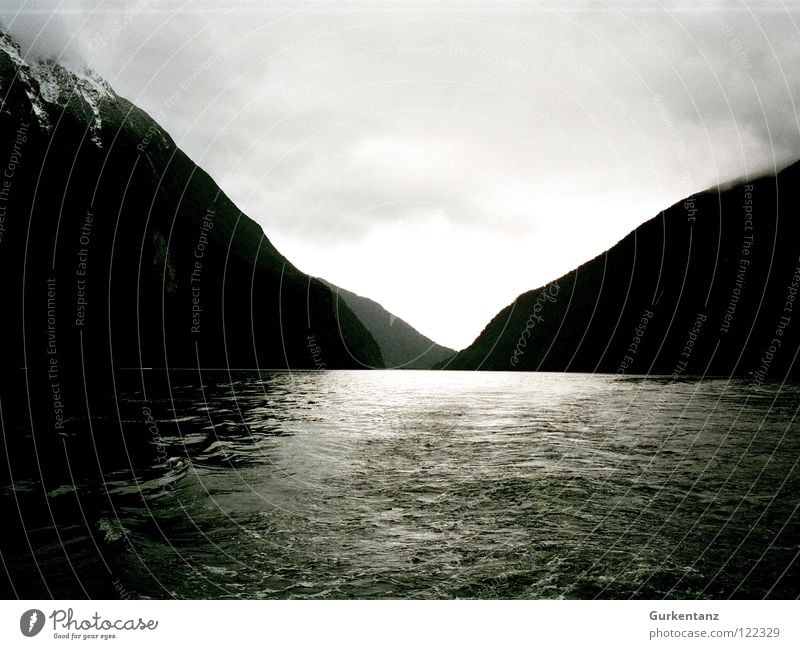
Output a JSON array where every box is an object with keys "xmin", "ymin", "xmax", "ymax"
[{"xmin": 0, "ymin": 0, "xmax": 92, "ymax": 68}]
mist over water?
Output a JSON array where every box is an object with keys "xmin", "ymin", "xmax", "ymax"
[{"xmin": 3, "ymin": 371, "xmax": 798, "ymax": 599}]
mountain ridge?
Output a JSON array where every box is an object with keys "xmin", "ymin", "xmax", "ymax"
[
  {"xmin": 0, "ymin": 31, "xmax": 385, "ymax": 383},
  {"xmin": 443, "ymin": 159, "xmax": 800, "ymax": 378},
  {"xmin": 321, "ymin": 280, "xmax": 455, "ymax": 369}
]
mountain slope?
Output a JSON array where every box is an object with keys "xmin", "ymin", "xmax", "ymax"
[
  {"xmin": 0, "ymin": 32, "xmax": 384, "ymax": 383},
  {"xmin": 322, "ymin": 281, "xmax": 455, "ymax": 369},
  {"xmin": 445, "ymin": 161, "xmax": 800, "ymax": 379}
]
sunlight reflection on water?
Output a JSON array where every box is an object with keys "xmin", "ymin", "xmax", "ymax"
[{"xmin": 7, "ymin": 371, "xmax": 799, "ymax": 599}]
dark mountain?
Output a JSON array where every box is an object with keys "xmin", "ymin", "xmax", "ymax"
[
  {"xmin": 445, "ymin": 161, "xmax": 800, "ymax": 379},
  {"xmin": 0, "ymin": 32, "xmax": 384, "ymax": 387},
  {"xmin": 322, "ymin": 281, "xmax": 455, "ymax": 369},
  {"xmin": 0, "ymin": 35, "xmax": 387, "ymax": 583}
]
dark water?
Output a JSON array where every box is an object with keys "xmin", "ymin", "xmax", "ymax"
[{"xmin": 2, "ymin": 371, "xmax": 799, "ymax": 599}]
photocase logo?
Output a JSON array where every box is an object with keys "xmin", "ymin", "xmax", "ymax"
[{"xmin": 20, "ymin": 609, "xmax": 45, "ymax": 637}]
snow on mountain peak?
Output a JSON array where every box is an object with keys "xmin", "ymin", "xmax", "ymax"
[
  {"xmin": 0, "ymin": 30, "xmax": 25, "ymax": 67},
  {"xmin": 1, "ymin": 31, "xmax": 115, "ymax": 147},
  {"xmin": 31, "ymin": 59, "xmax": 115, "ymax": 147}
]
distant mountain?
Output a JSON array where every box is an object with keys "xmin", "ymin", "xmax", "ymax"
[
  {"xmin": 0, "ymin": 31, "xmax": 384, "ymax": 386},
  {"xmin": 445, "ymin": 161, "xmax": 800, "ymax": 379},
  {"xmin": 322, "ymin": 281, "xmax": 455, "ymax": 369}
]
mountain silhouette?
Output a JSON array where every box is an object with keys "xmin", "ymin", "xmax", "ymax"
[
  {"xmin": 0, "ymin": 31, "xmax": 384, "ymax": 384},
  {"xmin": 322, "ymin": 281, "xmax": 455, "ymax": 369},
  {"xmin": 444, "ymin": 161, "xmax": 800, "ymax": 379}
]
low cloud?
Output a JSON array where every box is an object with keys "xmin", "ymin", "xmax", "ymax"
[{"xmin": 0, "ymin": 0, "xmax": 90, "ymax": 67}]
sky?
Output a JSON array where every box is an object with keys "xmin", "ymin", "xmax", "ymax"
[{"xmin": 2, "ymin": 0, "xmax": 799, "ymax": 349}]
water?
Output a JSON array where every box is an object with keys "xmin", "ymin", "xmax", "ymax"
[{"xmin": 2, "ymin": 371, "xmax": 799, "ymax": 599}]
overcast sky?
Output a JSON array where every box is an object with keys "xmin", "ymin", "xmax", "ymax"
[{"xmin": 3, "ymin": 1, "xmax": 800, "ymax": 349}]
